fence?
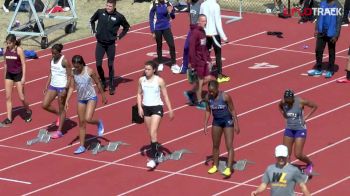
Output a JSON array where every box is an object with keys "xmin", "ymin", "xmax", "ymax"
[{"xmin": 219, "ymin": 0, "xmax": 347, "ymax": 14}]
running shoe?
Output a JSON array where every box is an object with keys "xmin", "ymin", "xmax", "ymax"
[
  {"xmin": 109, "ymin": 86, "xmax": 115, "ymax": 95},
  {"xmin": 51, "ymin": 131, "xmax": 63, "ymax": 139},
  {"xmin": 24, "ymin": 109, "xmax": 32, "ymax": 123},
  {"xmin": 146, "ymin": 159, "xmax": 157, "ymax": 169},
  {"xmin": 222, "ymin": 167, "xmax": 232, "ymax": 177},
  {"xmin": 217, "ymin": 75, "xmax": 230, "ymax": 83},
  {"xmin": 307, "ymin": 69, "xmax": 323, "ymax": 76},
  {"xmin": 305, "ymin": 163, "xmax": 313, "ymax": 175},
  {"xmin": 157, "ymin": 64, "xmax": 164, "ymax": 72},
  {"xmin": 171, "ymin": 64, "xmax": 181, "ymax": 74},
  {"xmin": 196, "ymin": 101, "xmax": 207, "ymax": 110},
  {"xmin": 324, "ymin": 71, "xmax": 333, "ymax": 78},
  {"xmin": 2, "ymin": 118, "xmax": 12, "ymax": 125},
  {"xmin": 97, "ymin": 120, "xmax": 104, "ymax": 137},
  {"xmin": 74, "ymin": 146, "xmax": 86, "ymax": 154},
  {"xmin": 208, "ymin": 165, "xmax": 218, "ymax": 174},
  {"xmin": 336, "ymin": 78, "xmax": 350, "ymax": 83}
]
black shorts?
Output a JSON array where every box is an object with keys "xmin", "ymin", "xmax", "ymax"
[
  {"xmin": 142, "ymin": 105, "xmax": 163, "ymax": 117},
  {"xmin": 5, "ymin": 72, "xmax": 22, "ymax": 82},
  {"xmin": 348, "ymin": 47, "xmax": 350, "ymax": 55}
]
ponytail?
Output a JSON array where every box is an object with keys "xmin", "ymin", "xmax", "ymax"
[{"xmin": 5, "ymin": 34, "xmax": 21, "ymax": 46}]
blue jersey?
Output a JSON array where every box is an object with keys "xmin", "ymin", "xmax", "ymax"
[{"xmin": 209, "ymin": 92, "xmax": 232, "ymax": 119}]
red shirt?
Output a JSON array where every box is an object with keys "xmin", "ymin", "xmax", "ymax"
[{"xmin": 5, "ymin": 47, "xmax": 22, "ymax": 74}]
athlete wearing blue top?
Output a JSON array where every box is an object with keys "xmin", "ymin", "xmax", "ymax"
[
  {"xmin": 204, "ymin": 80, "xmax": 240, "ymax": 177},
  {"xmin": 279, "ymin": 89, "xmax": 317, "ymax": 175},
  {"xmin": 149, "ymin": 0, "xmax": 180, "ymax": 73}
]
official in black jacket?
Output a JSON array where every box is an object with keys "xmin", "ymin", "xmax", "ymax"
[{"xmin": 90, "ymin": 0, "xmax": 130, "ymax": 95}]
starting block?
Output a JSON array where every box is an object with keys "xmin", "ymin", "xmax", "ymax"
[
  {"xmin": 218, "ymin": 159, "xmax": 255, "ymax": 172},
  {"xmin": 156, "ymin": 149, "xmax": 191, "ymax": 163},
  {"xmin": 0, "ymin": 123, "xmax": 9, "ymax": 128},
  {"xmin": 26, "ymin": 129, "xmax": 51, "ymax": 145},
  {"xmin": 91, "ymin": 141, "xmax": 127, "ymax": 155}
]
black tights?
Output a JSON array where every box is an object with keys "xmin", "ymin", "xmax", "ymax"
[{"xmin": 95, "ymin": 42, "xmax": 115, "ymax": 88}]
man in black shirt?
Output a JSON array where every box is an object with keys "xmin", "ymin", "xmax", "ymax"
[{"xmin": 90, "ymin": 0, "xmax": 130, "ymax": 95}]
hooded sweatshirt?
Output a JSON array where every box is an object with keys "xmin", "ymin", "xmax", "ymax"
[
  {"xmin": 199, "ymin": 0, "xmax": 227, "ymax": 40},
  {"xmin": 189, "ymin": 24, "xmax": 211, "ymax": 68},
  {"xmin": 149, "ymin": 0, "xmax": 176, "ymax": 32}
]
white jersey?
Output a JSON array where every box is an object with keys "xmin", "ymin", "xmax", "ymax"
[
  {"xmin": 141, "ymin": 75, "xmax": 163, "ymax": 106},
  {"xmin": 50, "ymin": 55, "xmax": 67, "ymax": 88}
]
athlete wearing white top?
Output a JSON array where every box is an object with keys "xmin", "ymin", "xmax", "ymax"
[
  {"xmin": 137, "ymin": 61, "xmax": 174, "ymax": 168},
  {"xmin": 42, "ymin": 44, "xmax": 72, "ymax": 140},
  {"xmin": 50, "ymin": 55, "xmax": 67, "ymax": 88},
  {"xmin": 141, "ymin": 75, "xmax": 163, "ymax": 106}
]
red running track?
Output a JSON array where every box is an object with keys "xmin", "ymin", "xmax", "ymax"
[{"xmin": 0, "ymin": 12, "xmax": 349, "ymax": 195}]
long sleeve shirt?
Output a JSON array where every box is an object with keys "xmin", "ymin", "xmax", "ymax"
[
  {"xmin": 149, "ymin": 0, "xmax": 175, "ymax": 33},
  {"xmin": 199, "ymin": 0, "xmax": 227, "ymax": 40},
  {"xmin": 90, "ymin": 9, "xmax": 130, "ymax": 44}
]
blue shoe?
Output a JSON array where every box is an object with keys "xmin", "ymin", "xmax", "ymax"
[
  {"xmin": 97, "ymin": 120, "xmax": 104, "ymax": 137},
  {"xmin": 183, "ymin": 91, "xmax": 195, "ymax": 105},
  {"xmin": 74, "ymin": 146, "xmax": 86, "ymax": 154},
  {"xmin": 324, "ymin": 71, "xmax": 333, "ymax": 78},
  {"xmin": 196, "ymin": 101, "xmax": 207, "ymax": 110},
  {"xmin": 307, "ymin": 69, "xmax": 323, "ymax": 76}
]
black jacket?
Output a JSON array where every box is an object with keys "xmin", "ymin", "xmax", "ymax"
[{"xmin": 90, "ymin": 9, "xmax": 130, "ymax": 44}]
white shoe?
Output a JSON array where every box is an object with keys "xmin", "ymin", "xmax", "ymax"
[
  {"xmin": 146, "ymin": 159, "xmax": 156, "ymax": 168},
  {"xmin": 63, "ymin": 7, "xmax": 70, "ymax": 12},
  {"xmin": 157, "ymin": 64, "xmax": 164, "ymax": 72},
  {"xmin": 2, "ymin": 5, "xmax": 9, "ymax": 13},
  {"xmin": 171, "ymin": 64, "xmax": 181, "ymax": 73}
]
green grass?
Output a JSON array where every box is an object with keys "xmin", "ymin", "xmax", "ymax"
[{"xmin": 0, "ymin": 0, "xmax": 151, "ymax": 50}]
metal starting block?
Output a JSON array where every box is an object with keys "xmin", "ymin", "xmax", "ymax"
[
  {"xmin": 0, "ymin": 122, "xmax": 9, "ymax": 128},
  {"xmin": 218, "ymin": 159, "xmax": 255, "ymax": 172},
  {"xmin": 91, "ymin": 141, "xmax": 127, "ymax": 155},
  {"xmin": 156, "ymin": 149, "xmax": 191, "ymax": 163},
  {"xmin": 26, "ymin": 129, "xmax": 51, "ymax": 145}
]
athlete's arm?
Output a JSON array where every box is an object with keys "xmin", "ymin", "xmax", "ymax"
[
  {"xmin": 225, "ymin": 92, "xmax": 240, "ymax": 134},
  {"xmin": 89, "ymin": 67, "xmax": 107, "ymax": 105},
  {"xmin": 300, "ymin": 98, "xmax": 317, "ymax": 121},
  {"xmin": 278, "ymin": 100, "xmax": 288, "ymax": 119},
  {"xmin": 251, "ymin": 183, "xmax": 267, "ymax": 195},
  {"xmin": 299, "ymin": 182, "xmax": 311, "ymax": 196},
  {"xmin": 62, "ymin": 58, "xmax": 72, "ymax": 89},
  {"xmin": 159, "ymin": 77, "xmax": 174, "ymax": 120},
  {"xmin": 204, "ymin": 94, "xmax": 211, "ymax": 135}
]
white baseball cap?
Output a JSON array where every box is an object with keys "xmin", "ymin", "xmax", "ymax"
[{"xmin": 275, "ymin": 145, "xmax": 288, "ymax": 157}]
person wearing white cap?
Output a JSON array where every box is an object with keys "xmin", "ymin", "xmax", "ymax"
[{"xmin": 251, "ymin": 145, "xmax": 311, "ymax": 196}]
